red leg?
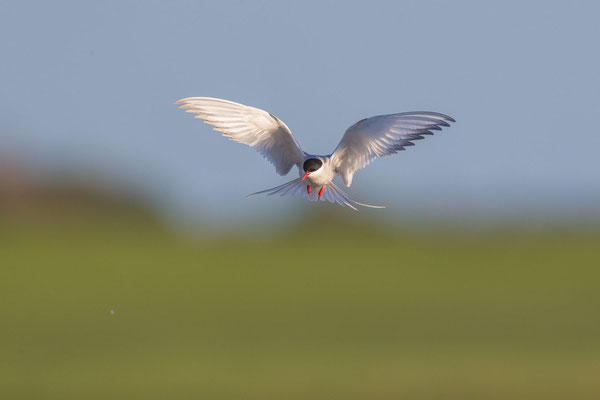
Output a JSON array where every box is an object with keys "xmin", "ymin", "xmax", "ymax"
[
  {"xmin": 318, "ymin": 186, "xmax": 324, "ymax": 198},
  {"xmin": 306, "ymin": 185, "xmax": 311, "ymax": 194}
]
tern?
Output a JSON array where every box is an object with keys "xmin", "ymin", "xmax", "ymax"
[{"xmin": 176, "ymin": 97, "xmax": 454, "ymax": 210}]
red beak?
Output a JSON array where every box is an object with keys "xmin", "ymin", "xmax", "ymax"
[{"xmin": 301, "ymin": 172, "xmax": 310, "ymax": 181}]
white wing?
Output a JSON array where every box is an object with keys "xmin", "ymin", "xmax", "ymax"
[
  {"xmin": 331, "ymin": 112, "xmax": 455, "ymax": 186},
  {"xmin": 175, "ymin": 97, "xmax": 305, "ymax": 175}
]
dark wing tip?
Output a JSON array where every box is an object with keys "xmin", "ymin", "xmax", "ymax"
[{"xmin": 396, "ymin": 111, "xmax": 456, "ymax": 123}]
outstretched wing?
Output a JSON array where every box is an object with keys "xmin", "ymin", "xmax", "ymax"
[
  {"xmin": 175, "ymin": 97, "xmax": 305, "ymax": 175},
  {"xmin": 331, "ymin": 112, "xmax": 455, "ymax": 186}
]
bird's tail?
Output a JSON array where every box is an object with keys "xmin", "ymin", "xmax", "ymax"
[
  {"xmin": 247, "ymin": 178, "xmax": 308, "ymax": 199},
  {"xmin": 326, "ymin": 181, "xmax": 386, "ymax": 209},
  {"xmin": 248, "ymin": 179, "xmax": 385, "ymax": 210}
]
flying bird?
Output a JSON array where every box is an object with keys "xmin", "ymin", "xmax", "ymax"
[{"xmin": 175, "ymin": 97, "xmax": 454, "ymax": 210}]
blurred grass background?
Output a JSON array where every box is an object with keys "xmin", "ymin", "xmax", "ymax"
[
  {"xmin": 1, "ymin": 175, "xmax": 599, "ymax": 399},
  {"xmin": 3, "ymin": 2, "xmax": 600, "ymax": 398}
]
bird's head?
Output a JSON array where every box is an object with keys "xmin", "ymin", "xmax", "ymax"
[{"xmin": 301, "ymin": 158, "xmax": 323, "ymax": 181}]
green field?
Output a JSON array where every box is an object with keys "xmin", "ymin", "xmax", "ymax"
[{"xmin": 2, "ymin": 213, "xmax": 600, "ymax": 399}]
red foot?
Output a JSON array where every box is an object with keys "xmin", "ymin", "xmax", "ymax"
[
  {"xmin": 306, "ymin": 185, "xmax": 311, "ymax": 194},
  {"xmin": 318, "ymin": 186, "xmax": 324, "ymax": 198}
]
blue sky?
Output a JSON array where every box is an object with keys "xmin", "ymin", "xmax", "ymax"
[{"xmin": 1, "ymin": 1, "xmax": 599, "ymax": 223}]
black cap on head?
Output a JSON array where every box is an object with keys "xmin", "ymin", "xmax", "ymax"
[{"xmin": 303, "ymin": 158, "xmax": 322, "ymax": 173}]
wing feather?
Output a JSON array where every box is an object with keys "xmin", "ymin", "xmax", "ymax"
[
  {"xmin": 331, "ymin": 112, "xmax": 455, "ymax": 186},
  {"xmin": 176, "ymin": 97, "xmax": 305, "ymax": 175}
]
